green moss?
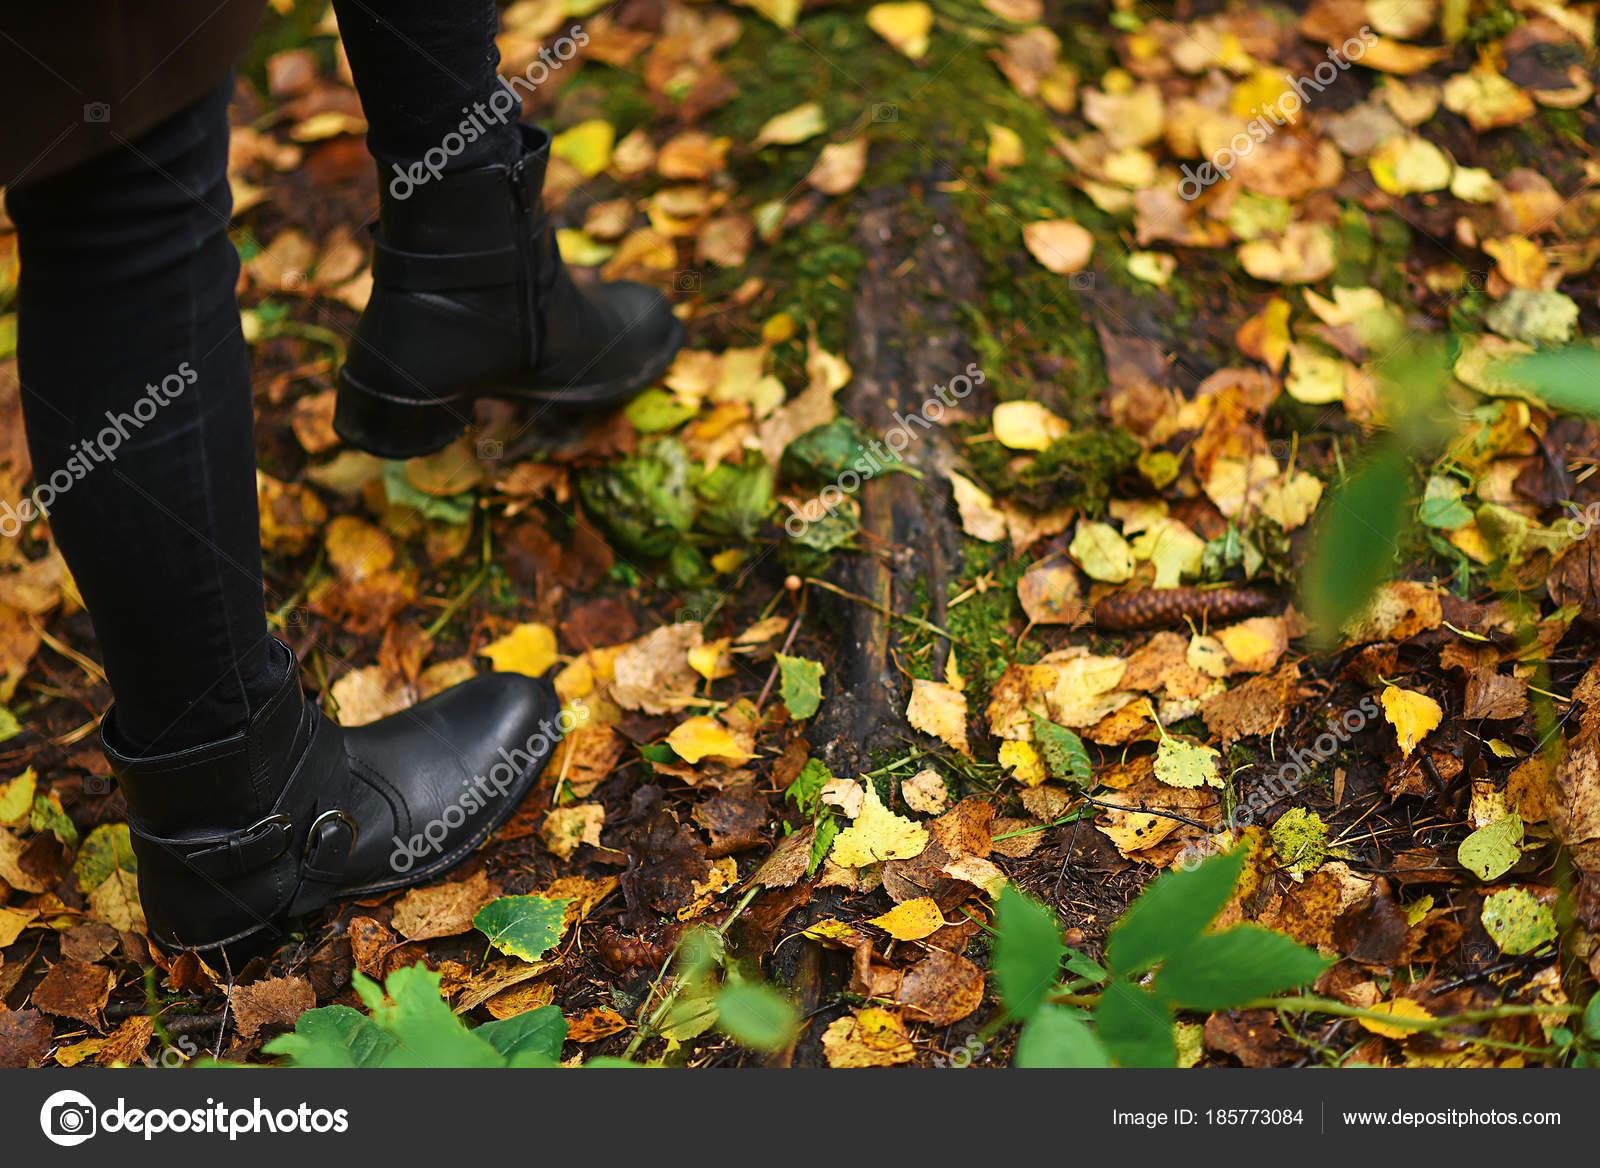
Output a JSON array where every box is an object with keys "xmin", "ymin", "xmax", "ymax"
[{"xmin": 964, "ymin": 427, "xmax": 1139, "ymax": 516}]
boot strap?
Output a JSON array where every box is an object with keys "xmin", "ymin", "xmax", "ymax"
[
  {"xmin": 130, "ymin": 813, "xmax": 294, "ymax": 881},
  {"xmin": 370, "ymin": 229, "xmax": 522, "ymax": 291}
]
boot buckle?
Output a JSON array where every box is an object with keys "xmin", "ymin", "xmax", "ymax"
[{"xmin": 302, "ymin": 809, "xmax": 359, "ymax": 882}]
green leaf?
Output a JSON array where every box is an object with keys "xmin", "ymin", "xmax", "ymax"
[
  {"xmin": 577, "ymin": 437, "xmax": 698, "ymax": 559},
  {"xmin": 715, "ymin": 982, "xmax": 799, "ymax": 1052},
  {"xmin": 263, "ymin": 1004, "xmax": 398, "ymax": 1068},
  {"xmin": 380, "ymin": 462, "xmax": 474, "ymax": 526},
  {"xmin": 695, "ymin": 455, "xmax": 775, "ymax": 539},
  {"xmin": 473, "ymin": 894, "xmax": 573, "ymax": 962},
  {"xmin": 31, "ymin": 792, "xmax": 77, "ymax": 848},
  {"xmin": 1303, "ymin": 440, "xmax": 1413, "ymax": 637},
  {"xmin": 1158, "ymin": 925, "xmax": 1329, "ymax": 1010},
  {"xmin": 1106, "ymin": 848, "xmax": 1246, "ymax": 974},
  {"xmin": 1030, "ymin": 713, "xmax": 1092, "ymax": 789},
  {"xmin": 354, "ymin": 966, "xmax": 507, "ymax": 1068},
  {"xmin": 1015, "ymin": 1006, "xmax": 1113, "ymax": 1068},
  {"xmin": 474, "ymin": 1005, "xmax": 567, "ymax": 1064},
  {"xmin": 1419, "ymin": 474, "xmax": 1473, "ymax": 529},
  {"xmin": 779, "ymin": 417, "xmax": 885, "ymax": 485},
  {"xmin": 776, "ymin": 654, "xmax": 825, "ymax": 720},
  {"xmin": 993, "ymin": 885, "xmax": 1066, "ymax": 1022},
  {"xmin": 1095, "ymin": 980, "xmax": 1175, "ymax": 1068},
  {"xmin": 1481, "ymin": 887, "xmax": 1557, "ymax": 956},
  {"xmin": 268, "ymin": 968, "xmax": 504, "ymax": 1068},
  {"xmin": 807, "ymin": 813, "xmax": 839, "ymax": 877},
  {"xmin": 784, "ymin": 757, "xmax": 832, "ymax": 815},
  {"xmin": 1153, "ymin": 736, "xmax": 1222, "ymax": 789},
  {"xmin": 625, "ymin": 388, "xmax": 698, "ymax": 434},
  {"xmin": 71, "ymin": 822, "xmax": 137, "ymax": 893},
  {"xmin": 1501, "ymin": 346, "xmax": 1600, "ymax": 416},
  {"xmin": 1457, "ymin": 815, "xmax": 1523, "ymax": 882}
]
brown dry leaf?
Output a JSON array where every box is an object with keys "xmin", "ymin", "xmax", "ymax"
[
  {"xmin": 541, "ymin": 803, "xmax": 606, "ymax": 860},
  {"xmin": 893, "ymin": 950, "xmax": 985, "ymax": 1025},
  {"xmin": 96, "ymin": 1014, "xmax": 155, "ymax": 1067},
  {"xmin": 0, "ymin": 1009, "xmax": 54, "ymax": 1068},
  {"xmin": 821, "ymin": 1007, "xmax": 916, "ymax": 1067},
  {"xmin": 32, "ymin": 958, "xmax": 112, "ymax": 1027},
  {"xmin": 1341, "ymin": 581, "xmax": 1443, "ymax": 643},
  {"xmin": 1018, "ymin": 559, "xmax": 1084, "ymax": 625},
  {"xmin": 329, "ymin": 664, "xmax": 415, "ymax": 727},
  {"xmin": 611, "ymin": 622, "xmax": 703, "ymax": 714},
  {"xmin": 390, "ymin": 870, "xmax": 497, "ymax": 941},
  {"xmin": 229, "ymin": 975, "xmax": 316, "ymax": 1041},
  {"xmin": 750, "ymin": 825, "xmax": 815, "ymax": 888},
  {"xmin": 902, "ymin": 768, "xmax": 950, "ymax": 815}
]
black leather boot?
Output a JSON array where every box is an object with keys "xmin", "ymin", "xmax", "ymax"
[
  {"xmin": 101, "ymin": 639, "xmax": 563, "ymax": 956},
  {"xmin": 334, "ymin": 124, "xmax": 685, "ymax": 459}
]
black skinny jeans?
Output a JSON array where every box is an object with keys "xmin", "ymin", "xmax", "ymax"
[{"xmin": 7, "ymin": 1, "xmax": 520, "ymax": 755}]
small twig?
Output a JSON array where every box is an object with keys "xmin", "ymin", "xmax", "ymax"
[
  {"xmin": 755, "ymin": 588, "xmax": 807, "ymax": 715},
  {"xmin": 802, "ymin": 576, "xmax": 967, "ymax": 647}
]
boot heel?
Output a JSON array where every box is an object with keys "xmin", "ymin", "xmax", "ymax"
[{"xmin": 334, "ymin": 371, "xmax": 467, "ymax": 460}]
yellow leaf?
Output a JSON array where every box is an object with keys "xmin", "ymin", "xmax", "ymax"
[
  {"xmin": 1023, "ymin": 219, "xmax": 1094, "ymax": 274},
  {"xmin": 907, "ymin": 679, "xmax": 971, "ymax": 756},
  {"xmin": 1482, "ymin": 235, "xmax": 1548, "ymax": 290},
  {"xmin": 830, "ymin": 782, "xmax": 929, "ymax": 868},
  {"xmin": 948, "ymin": 472, "xmax": 1007, "ymax": 542},
  {"xmin": 1127, "ymin": 251, "xmax": 1176, "ymax": 286},
  {"xmin": 1381, "ymin": 685, "xmax": 1443, "ymax": 757},
  {"xmin": 986, "ymin": 123, "xmax": 1025, "ymax": 170},
  {"xmin": 993, "ymin": 401, "xmax": 1070, "ymax": 450},
  {"xmin": 666, "ymin": 715, "xmax": 754, "ymax": 765},
  {"xmin": 1368, "ymin": 134, "xmax": 1453, "ymax": 195},
  {"xmin": 867, "ymin": 897, "xmax": 945, "ymax": 940},
  {"xmin": 1236, "ymin": 223, "xmax": 1338, "ymax": 284},
  {"xmin": 1285, "ymin": 344, "xmax": 1347, "ymax": 404},
  {"xmin": 554, "ymin": 228, "xmax": 615, "ymax": 267},
  {"xmin": 550, "ymin": 119, "xmax": 615, "ymax": 178},
  {"xmin": 867, "ymin": 1, "xmax": 933, "ymax": 60},
  {"xmin": 807, "ymin": 138, "xmax": 868, "ymax": 195},
  {"xmin": 821, "ymin": 1007, "xmax": 916, "ymax": 1066},
  {"xmin": 0, "ymin": 767, "xmax": 35, "ymax": 827},
  {"xmin": 999, "ymin": 740, "xmax": 1048, "ymax": 787},
  {"xmin": 753, "ymin": 102, "xmax": 827, "ymax": 148},
  {"xmin": 1360, "ymin": 998, "xmax": 1435, "ymax": 1039},
  {"xmin": 482, "ymin": 623, "xmax": 559, "ymax": 677},
  {"xmin": 1236, "ymin": 298, "xmax": 1291, "ymax": 370},
  {"xmin": 687, "ymin": 638, "xmax": 735, "ymax": 682}
]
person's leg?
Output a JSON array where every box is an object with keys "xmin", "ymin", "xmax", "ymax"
[
  {"xmin": 329, "ymin": 0, "xmax": 684, "ymax": 459},
  {"xmin": 331, "ymin": 0, "xmax": 522, "ymax": 178},
  {"xmin": 6, "ymin": 76, "xmax": 279, "ymax": 756}
]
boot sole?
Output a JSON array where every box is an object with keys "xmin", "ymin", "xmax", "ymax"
[{"xmin": 333, "ymin": 317, "xmax": 686, "ymax": 461}]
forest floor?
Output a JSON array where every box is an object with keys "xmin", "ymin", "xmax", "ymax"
[{"xmin": 4, "ymin": 0, "xmax": 1600, "ymax": 1069}]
